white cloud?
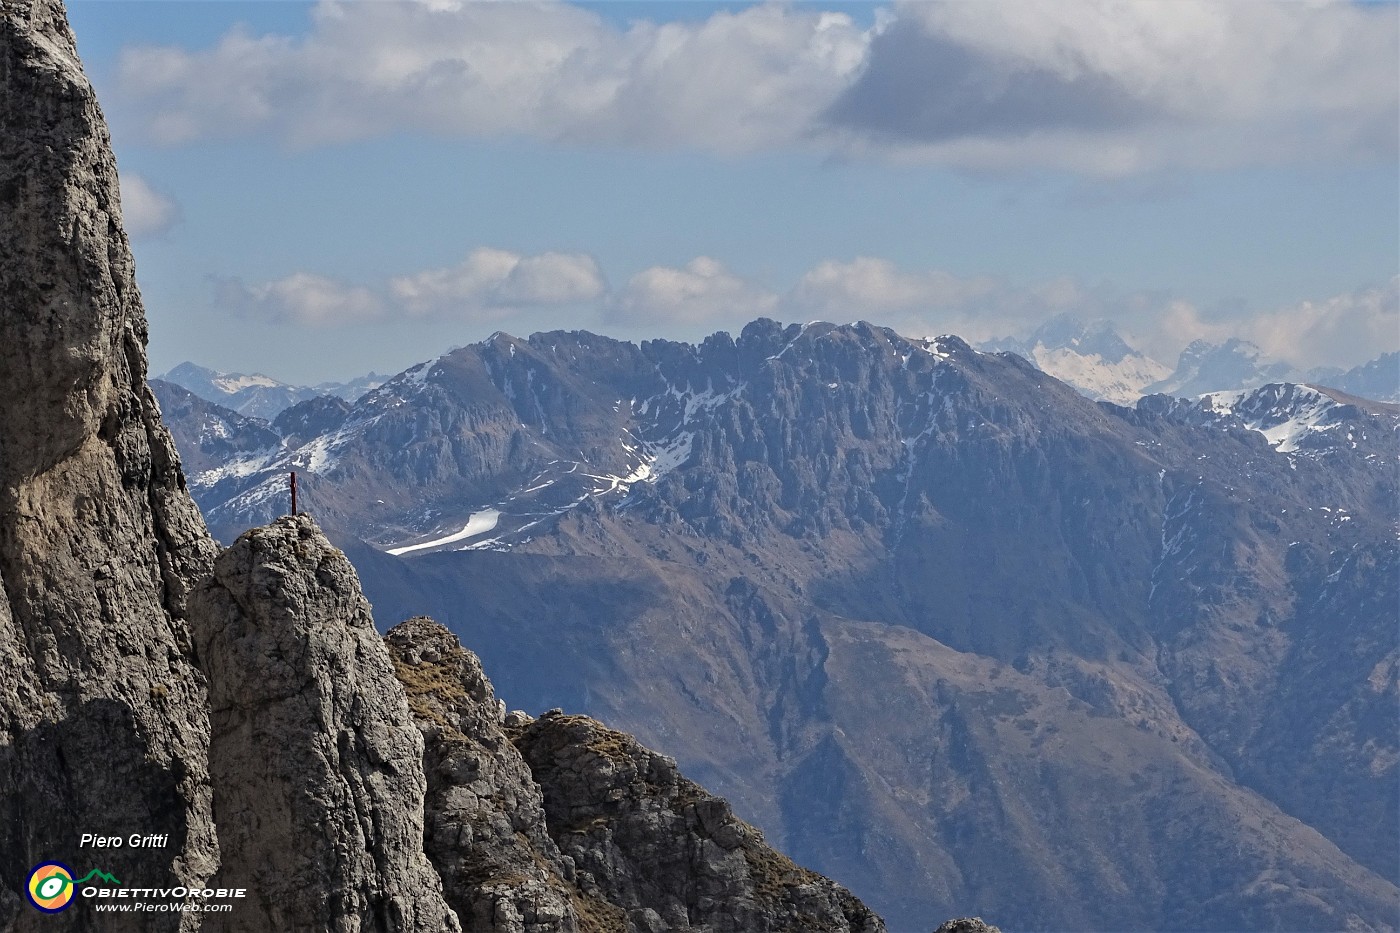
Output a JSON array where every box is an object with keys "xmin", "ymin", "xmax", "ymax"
[
  {"xmin": 609, "ymin": 257, "xmax": 778, "ymax": 327},
  {"xmin": 208, "ymin": 244, "xmax": 1394, "ymax": 372},
  {"xmin": 783, "ymin": 260, "xmax": 1397, "ymax": 371},
  {"xmin": 788, "ymin": 257, "xmax": 999, "ymax": 318},
  {"xmin": 111, "ymin": 0, "xmax": 1395, "ymax": 172},
  {"xmin": 214, "ymin": 247, "xmax": 605, "ymax": 326},
  {"xmin": 607, "ymin": 254, "xmax": 1125, "ymax": 349},
  {"xmin": 117, "ymin": 2, "xmax": 866, "ymax": 153},
  {"xmin": 1158, "ymin": 279, "xmax": 1400, "ymax": 371},
  {"xmin": 118, "ymin": 173, "xmax": 179, "ymax": 236},
  {"xmin": 214, "ymin": 272, "xmax": 383, "ymax": 326},
  {"xmin": 784, "ymin": 259, "xmax": 1118, "ymax": 346},
  {"xmin": 390, "ymin": 247, "xmax": 605, "ymax": 316}
]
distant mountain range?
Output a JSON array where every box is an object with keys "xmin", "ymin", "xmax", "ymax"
[
  {"xmin": 1142, "ymin": 337, "xmax": 1296, "ymax": 398},
  {"xmin": 157, "ymin": 361, "xmax": 385, "ymax": 420},
  {"xmin": 1316, "ymin": 351, "xmax": 1400, "ymax": 404},
  {"xmin": 980, "ymin": 315, "xmax": 1397, "ymax": 404},
  {"xmin": 153, "ymin": 319, "xmax": 1400, "ymax": 932},
  {"xmin": 160, "ymin": 325, "xmax": 1396, "ymax": 424}
]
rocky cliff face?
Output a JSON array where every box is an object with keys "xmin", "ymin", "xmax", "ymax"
[
  {"xmin": 0, "ymin": 3, "xmax": 219, "ymax": 928},
  {"xmin": 513, "ymin": 712, "xmax": 886, "ymax": 933},
  {"xmin": 384, "ymin": 612, "xmax": 886, "ymax": 933},
  {"xmin": 1, "ymin": 4, "xmax": 890, "ymax": 933},
  {"xmin": 384, "ymin": 616, "xmax": 586, "ymax": 933},
  {"xmin": 191, "ymin": 517, "xmax": 461, "ymax": 933}
]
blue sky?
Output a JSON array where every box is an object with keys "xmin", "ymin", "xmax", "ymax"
[{"xmin": 68, "ymin": 1, "xmax": 1398, "ymax": 384}]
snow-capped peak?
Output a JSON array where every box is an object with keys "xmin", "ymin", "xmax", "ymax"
[
  {"xmin": 981, "ymin": 314, "xmax": 1169, "ymax": 405},
  {"xmin": 1199, "ymin": 383, "xmax": 1395, "ymax": 455}
]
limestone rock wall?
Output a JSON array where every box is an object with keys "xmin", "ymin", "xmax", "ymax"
[
  {"xmin": 0, "ymin": 2, "xmax": 218, "ymax": 929},
  {"xmin": 386, "ymin": 614, "xmax": 893, "ymax": 933}
]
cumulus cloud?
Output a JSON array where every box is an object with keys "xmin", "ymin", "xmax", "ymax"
[
  {"xmin": 788, "ymin": 257, "xmax": 998, "ymax": 318},
  {"xmin": 781, "ymin": 259, "xmax": 1398, "ymax": 371},
  {"xmin": 111, "ymin": 0, "xmax": 1396, "ymax": 172},
  {"xmin": 608, "ymin": 257, "xmax": 778, "ymax": 327},
  {"xmin": 390, "ymin": 247, "xmax": 605, "ymax": 317},
  {"xmin": 116, "ymin": 2, "xmax": 866, "ymax": 152},
  {"xmin": 118, "ymin": 173, "xmax": 180, "ymax": 236},
  {"xmin": 784, "ymin": 258, "xmax": 1129, "ymax": 347},
  {"xmin": 208, "ymin": 243, "xmax": 1393, "ymax": 371},
  {"xmin": 1158, "ymin": 279, "xmax": 1399, "ymax": 371},
  {"xmin": 214, "ymin": 247, "xmax": 605, "ymax": 326},
  {"xmin": 213, "ymin": 272, "xmax": 383, "ymax": 326}
]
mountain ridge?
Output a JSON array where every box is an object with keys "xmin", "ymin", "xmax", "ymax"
[
  {"xmin": 158, "ymin": 360, "xmax": 385, "ymax": 420},
  {"xmin": 155, "ymin": 317, "xmax": 1399, "ymax": 930}
]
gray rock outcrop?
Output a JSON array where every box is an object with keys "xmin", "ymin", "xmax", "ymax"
[
  {"xmin": 513, "ymin": 712, "xmax": 887, "ymax": 933},
  {"xmin": 386, "ymin": 614, "xmax": 892, "ymax": 933},
  {"xmin": 931, "ymin": 920, "xmax": 1001, "ymax": 933},
  {"xmin": 0, "ymin": 1, "xmax": 219, "ymax": 928},
  {"xmin": 385, "ymin": 617, "xmax": 591, "ymax": 933},
  {"xmin": 190, "ymin": 515, "xmax": 460, "ymax": 932}
]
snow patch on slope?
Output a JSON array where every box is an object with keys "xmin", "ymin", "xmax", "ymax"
[
  {"xmin": 387, "ymin": 509, "xmax": 502, "ymax": 555},
  {"xmin": 1202, "ymin": 384, "xmax": 1353, "ymax": 454}
]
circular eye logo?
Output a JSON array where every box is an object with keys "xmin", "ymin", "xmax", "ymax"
[{"xmin": 26, "ymin": 862, "xmax": 75, "ymax": 913}]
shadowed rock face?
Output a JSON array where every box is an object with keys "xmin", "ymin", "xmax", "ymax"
[
  {"xmin": 0, "ymin": 2, "xmax": 219, "ymax": 929},
  {"xmin": 384, "ymin": 616, "xmax": 585, "ymax": 933},
  {"xmin": 386, "ymin": 614, "xmax": 889, "ymax": 933},
  {"xmin": 514, "ymin": 712, "xmax": 887, "ymax": 933}
]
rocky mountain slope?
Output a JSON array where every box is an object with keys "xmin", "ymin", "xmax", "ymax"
[
  {"xmin": 384, "ymin": 610, "xmax": 886, "ymax": 933},
  {"xmin": 1327, "ymin": 351, "xmax": 1399, "ymax": 403},
  {"xmin": 149, "ymin": 380, "xmax": 281, "ymax": 479},
  {"xmin": 0, "ymin": 3, "xmax": 886, "ymax": 932},
  {"xmin": 1143, "ymin": 337, "xmax": 1296, "ymax": 397},
  {"xmin": 167, "ymin": 313, "xmax": 1400, "ymax": 930}
]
